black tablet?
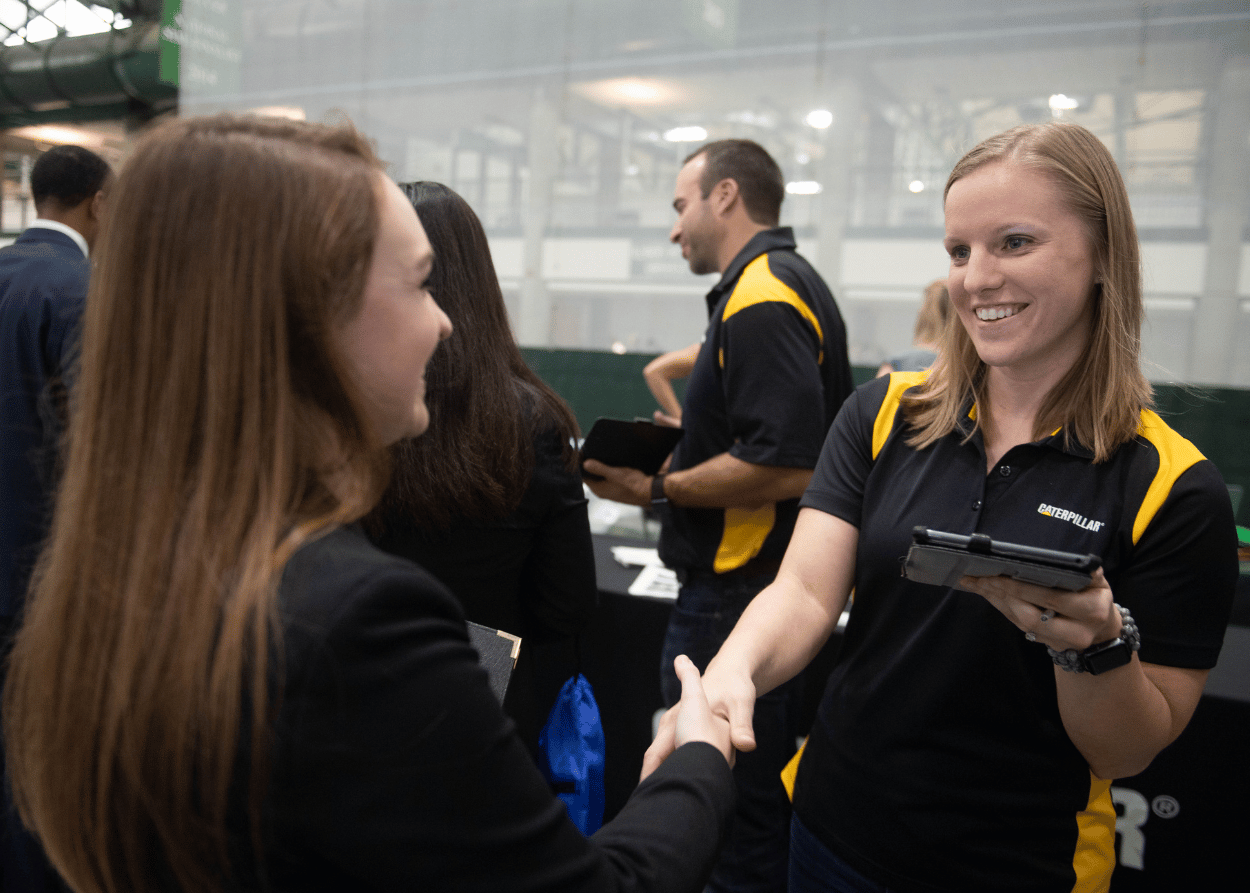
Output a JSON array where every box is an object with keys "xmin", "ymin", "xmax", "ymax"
[
  {"xmin": 901, "ymin": 526, "xmax": 1100, "ymax": 591},
  {"xmin": 579, "ymin": 418, "xmax": 683, "ymax": 481}
]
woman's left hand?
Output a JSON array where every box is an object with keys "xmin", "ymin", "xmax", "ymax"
[
  {"xmin": 960, "ymin": 567, "xmax": 1213, "ymax": 780},
  {"xmin": 959, "ymin": 568, "xmax": 1122, "ymax": 651}
]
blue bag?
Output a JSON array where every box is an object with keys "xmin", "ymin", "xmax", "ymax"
[{"xmin": 538, "ymin": 673, "xmax": 606, "ymax": 835}]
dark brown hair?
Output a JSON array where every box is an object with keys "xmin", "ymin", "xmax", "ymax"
[
  {"xmin": 3, "ymin": 114, "xmax": 389, "ymax": 893},
  {"xmin": 367, "ymin": 181, "xmax": 580, "ymax": 533},
  {"xmin": 686, "ymin": 139, "xmax": 785, "ymax": 227}
]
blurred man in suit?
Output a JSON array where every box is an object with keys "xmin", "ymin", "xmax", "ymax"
[{"xmin": 0, "ymin": 143, "xmax": 111, "ymax": 893}]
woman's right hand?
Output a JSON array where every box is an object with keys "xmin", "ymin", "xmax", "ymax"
[{"xmin": 640, "ymin": 656, "xmax": 734, "ymax": 780}]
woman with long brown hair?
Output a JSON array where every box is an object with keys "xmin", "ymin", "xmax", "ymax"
[
  {"xmin": 643, "ymin": 121, "xmax": 1238, "ymax": 892},
  {"xmin": 2, "ymin": 114, "xmax": 734, "ymax": 893},
  {"xmin": 366, "ymin": 181, "xmax": 595, "ymax": 763}
]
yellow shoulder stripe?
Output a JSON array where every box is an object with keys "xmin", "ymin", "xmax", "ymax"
[
  {"xmin": 872, "ymin": 371, "xmax": 927, "ymax": 460},
  {"xmin": 1132, "ymin": 410, "xmax": 1207, "ymax": 545},
  {"xmin": 722, "ymin": 254, "xmax": 823, "ymax": 344}
]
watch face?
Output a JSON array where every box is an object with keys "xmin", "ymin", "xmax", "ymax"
[{"xmin": 1083, "ymin": 638, "xmax": 1133, "ymax": 675}]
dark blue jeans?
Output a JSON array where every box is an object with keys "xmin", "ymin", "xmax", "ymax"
[
  {"xmin": 788, "ymin": 814, "xmax": 894, "ymax": 893},
  {"xmin": 661, "ymin": 568, "xmax": 799, "ymax": 893}
]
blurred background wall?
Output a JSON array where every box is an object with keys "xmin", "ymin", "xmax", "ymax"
[
  {"xmin": 1, "ymin": 1, "xmax": 1247, "ymax": 387},
  {"xmin": 171, "ymin": 0, "xmax": 1250, "ymax": 386}
]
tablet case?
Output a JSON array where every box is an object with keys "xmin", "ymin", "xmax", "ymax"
[{"xmin": 901, "ymin": 527, "xmax": 1099, "ymax": 591}]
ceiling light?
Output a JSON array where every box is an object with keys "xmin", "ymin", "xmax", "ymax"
[
  {"xmin": 577, "ymin": 77, "xmax": 678, "ymax": 108},
  {"xmin": 909, "ymin": 180, "xmax": 925, "ymax": 193},
  {"xmin": 786, "ymin": 181, "xmax": 822, "ymax": 195},
  {"xmin": 1048, "ymin": 94, "xmax": 1080, "ymax": 112},
  {"xmin": 250, "ymin": 106, "xmax": 307, "ymax": 121},
  {"xmin": 664, "ymin": 126, "xmax": 708, "ymax": 143},
  {"xmin": 805, "ymin": 109, "xmax": 833, "ymax": 129},
  {"xmin": 7, "ymin": 124, "xmax": 109, "ymax": 149}
]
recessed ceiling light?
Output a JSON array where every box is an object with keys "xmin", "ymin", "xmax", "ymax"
[
  {"xmin": 909, "ymin": 180, "xmax": 925, "ymax": 193},
  {"xmin": 805, "ymin": 109, "xmax": 833, "ymax": 129},
  {"xmin": 664, "ymin": 126, "xmax": 708, "ymax": 143},
  {"xmin": 786, "ymin": 181, "xmax": 823, "ymax": 195}
]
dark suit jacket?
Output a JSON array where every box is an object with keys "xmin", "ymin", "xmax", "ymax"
[
  {"xmin": 0, "ymin": 227, "xmax": 88, "ymax": 893},
  {"xmin": 370, "ymin": 419, "xmax": 598, "ymax": 758},
  {"xmin": 239, "ymin": 525, "xmax": 733, "ymax": 891},
  {"xmin": 0, "ymin": 226, "xmax": 90, "ymax": 628}
]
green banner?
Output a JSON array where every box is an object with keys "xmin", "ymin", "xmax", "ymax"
[{"xmin": 159, "ymin": 0, "xmax": 181, "ymax": 87}]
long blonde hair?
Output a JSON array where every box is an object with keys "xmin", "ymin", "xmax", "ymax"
[
  {"xmin": 903, "ymin": 122, "xmax": 1151, "ymax": 461},
  {"xmin": 3, "ymin": 115, "xmax": 389, "ymax": 893}
]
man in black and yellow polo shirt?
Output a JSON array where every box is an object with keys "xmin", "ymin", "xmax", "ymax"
[{"xmin": 585, "ymin": 139, "xmax": 852, "ymax": 893}]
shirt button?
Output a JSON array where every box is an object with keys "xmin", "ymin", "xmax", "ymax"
[
  {"xmin": 999, "ymin": 465, "xmax": 1012, "ymax": 477},
  {"xmin": 972, "ymin": 499, "xmax": 982, "ymax": 511}
]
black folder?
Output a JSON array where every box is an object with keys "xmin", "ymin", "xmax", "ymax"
[
  {"xmin": 466, "ymin": 622, "xmax": 522, "ymax": 702},
  {"xmin": 579, "ymin": 418, "xmax": 683, "ymax": 481}
]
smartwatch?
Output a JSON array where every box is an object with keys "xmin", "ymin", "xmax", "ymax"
[{"xmin": 650, "ymin": 473, "xmax": 668, "ymax": 507}]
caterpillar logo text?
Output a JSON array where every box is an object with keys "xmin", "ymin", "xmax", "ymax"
[{"xmin": 1037, "ymin": 503, "xmax": 1104, "ymax": 533}]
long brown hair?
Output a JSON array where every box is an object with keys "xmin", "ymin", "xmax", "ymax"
[
  {"xmin": 903, "ymin": 122, "xmax": 1151, "ymax": 461},
  {"xmin": 367, "ymin": 181, "xmax": 579, "ymax": 533},
  {"xmin": 2, "ymin": 115, "xmax": 389, "ymax": 893}
]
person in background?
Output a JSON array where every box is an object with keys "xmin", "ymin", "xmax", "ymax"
[
  {"xmin": 0, "ymin": 143, "xmax": 111, "ymax": 893},
  {"xmin": 366, "ymin": 180, "xmax": 597, "ymax": 764},
  {"xmin": 644, "ymin": 341, "xmax": 700, "ymax": 427},
  {"xmin": 875, "ymin": 278, "xmax": 950, "ymax": 376},
  {"xmin": 3, "ymin": 114, "xmax": 735, "ymax": 893},
  {"xmin": 587, "ymin": 138, "xmax": 854, "ymax": 893},
  {"xmin": 646, "ymin": 120, "xmax": 1238, "ymax": 893}
]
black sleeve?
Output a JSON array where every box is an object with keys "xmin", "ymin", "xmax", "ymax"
[
  {"xmin": 272, "ymin": 561, "xmax": 734, "ymax": 892},
  {"xmin": 1117, "ymin": 459, "xmax": 1238, "ymax": 669},
  {"xmin": 799, "ymin": 377, "xmax": 888, "ymax": 528},
  {"xmin": 518, "ymin": 425, "xmax": 599, "ymax": 636},
  {"xmin": 721, "ymin": 301, "xmax": 828, "ymax": 469}
]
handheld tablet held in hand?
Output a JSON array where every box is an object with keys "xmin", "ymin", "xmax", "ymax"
[
  {"xmin": 901, "ymin": 526, "xmax": 1100, "ymax": 591},
  {"xmin": 579, "ymin": 418, "xmax": 683, "ymax": 481}
]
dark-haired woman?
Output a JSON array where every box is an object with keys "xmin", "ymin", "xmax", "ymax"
[
  {"xmin": 3, "ymin": 115, "xmax": 734, "ymax": 893},
  {"xmin": 365, "ymin": 181, "xmax": 597, "ymax": 760},
  {"xmin": 644, "ymin": 121, "xmax": 1237, "ymax": 892}
]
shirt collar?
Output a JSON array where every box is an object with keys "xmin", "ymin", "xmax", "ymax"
[
  {"xmin": 705, "ymin": 226, "xmax": 796, "ymax": 313},
  {"xmin": 26, "ymin": 219, "xmax": 89, "ymax": 258},
  {"xmin": 956, "ymin": 397, "xmax": 1094, "ymax": 458}
]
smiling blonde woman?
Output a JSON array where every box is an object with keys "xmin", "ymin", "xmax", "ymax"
[{"xmin": 643, "ymin": 121, "xmax": 1238, "ymax": 893}]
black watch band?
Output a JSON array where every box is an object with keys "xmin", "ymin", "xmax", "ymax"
[
  {"xmin": 1047, "ymin": 604, "xmax": 1140, "ymax": 675},
  {"xmin": 650, "ymin": 473, "xmax": 668, "ymax": 506},
  {"xmin": 1078, "ymin": 636, "xmax": 1136, "ymax": 675}
]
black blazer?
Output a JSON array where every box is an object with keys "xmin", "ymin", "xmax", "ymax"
[
  {"xmin": 241, "ymin": 525, "xmax": 733, "ymax": 891},
  {"xmin": 370, "ymin": 419, "xmax": 598, "ymax": 758},
  {"xmin": 0, "ymin": 227, "xmax": 90, "ymax": 627}
]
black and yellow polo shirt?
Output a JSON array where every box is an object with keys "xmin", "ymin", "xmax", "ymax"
[
  {"xmin": 793, "ymin": 372, "xmax": 1237, "ymax": 893},
  {"xmin": 657, "ymin": 227, "xmax": 852, "ymax": 575}
]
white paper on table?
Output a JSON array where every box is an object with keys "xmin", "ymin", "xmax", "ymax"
[
  {"xmin": 627, "ymin": 563, "xmax": 680, "ymax": 599},
  {"xmin": 611, "ymin": 545, "xmax": 664, "ymax": 568}
]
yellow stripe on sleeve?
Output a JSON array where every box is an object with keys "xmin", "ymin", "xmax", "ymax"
[
  {"xmin": 872, "ymin": 371, "xmax": 927, "ymax": 460},
  {"xmin": 1132, "ymin": 410, "xmax": 1207, "ymax": 545},
  {"xmin": 721, "ymin": 255, "xmax": 823, "ymax": 344}
]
